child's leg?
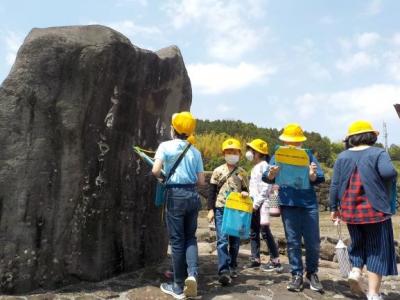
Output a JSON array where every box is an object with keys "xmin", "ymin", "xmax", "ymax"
[
  {"xmin": 261, "ymin": 225, "xmax": 279, "ymax": 261},
  {"xmin": 281, "ymin": 206, "xmax": 304, "ymax": 275},
  {"xmin": 249, "ymin": 209, "xmax": 261, "ymax": 262},
  {"xmin": 214, "ymin": 207, "xmax": 231, "ymax": 274},
  {"xmin": 301, "ymin": 207, "xmax": 320, "ymax": 275},
  {"xmin": 228, "ymin": 235, "xmax": 241, "ymax": 269}
]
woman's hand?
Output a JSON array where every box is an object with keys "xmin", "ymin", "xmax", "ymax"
[
  {"xmin": 207, "ymin": 209, "xmax": 215, "ymax": 223},
  {"xmin": 330, "ymin": 211, "xmax": 341, "ymax": 223}
]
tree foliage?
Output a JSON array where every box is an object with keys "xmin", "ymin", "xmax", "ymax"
[{"xmin": 195, "ymin": 119, "xmax": 399, "ymax": 171}]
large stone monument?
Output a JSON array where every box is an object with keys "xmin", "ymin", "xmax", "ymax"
[{"xmin": 0, "ymin": 25, "xmax": 191, "ymax": 293}]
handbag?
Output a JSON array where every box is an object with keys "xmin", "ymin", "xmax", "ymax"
[
  {"xmin": 221, "ymin": 192, "xmax": 253, "ymax": 239},
  {"xmin": 335, "ymin": 219, "xmax": 352, "ymax": 278},
  {"xmin": 268, "ymin": 185, "xmax": 281, "ymax": 217},
  {"xmin": 154, "ymin": 143, "xmax": 192, "ymax": 207}
]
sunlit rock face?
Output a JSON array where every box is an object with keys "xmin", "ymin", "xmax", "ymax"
[{"xmin": 0, "ymin": 25, "xmax": 191, "ymax": 293}]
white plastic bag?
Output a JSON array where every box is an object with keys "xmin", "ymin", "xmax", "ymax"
[
  {"xmin": 335, "ymin": 220, "xmax": 352, "ymax": 278},
  {"xmin": 260, "ymin": 201, "xmax": 270, "ymax": 225}
]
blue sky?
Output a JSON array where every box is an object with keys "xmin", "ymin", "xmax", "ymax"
[{"xmin": 1, "ymin": 0, "xmax": 400, "ymax": 144}]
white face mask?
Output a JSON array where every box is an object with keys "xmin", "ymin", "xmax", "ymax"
[
  {"xmin": 245, "ymin": 150, "xmax": 254, "ymax": 161},
  {"xmin": 225, "ymin": 154, "xmax": 240, "ymax": 165}
]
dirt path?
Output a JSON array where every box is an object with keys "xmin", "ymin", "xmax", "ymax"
[{"xmin": 1, "ymin": 212, "xmax": 399, "ymax": 300}]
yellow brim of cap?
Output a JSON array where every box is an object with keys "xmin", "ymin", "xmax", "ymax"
[
  {"xmin": 278, "ymin": 134, "xmax": 307, "ymax": 142},
  {"xmin": 346, "ymin": 129, "xmax": 379, "ymax": 137}
]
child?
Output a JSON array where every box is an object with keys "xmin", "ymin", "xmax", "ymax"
[
  {"xmin": 207, "ymin": 138, "xmax": 248, "ymax": 286},
  {"xmin": 245, "ymin": 139, "xmax": 282, "ymax": 272},
  {"xmin": 263, "ymin": 123, "xmax": 325, "ymax": 293},
  {"xmin": 330, "ymin": 120, "xmax": 398, "ymax": 300},
  {"xmin": 152, "ymin": 112, "xmax": 205, "ymax": 300}
]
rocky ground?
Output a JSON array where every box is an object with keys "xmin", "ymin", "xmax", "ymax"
[{"xmin": 1, "ymin": 212, "xmax": 399, "ymax": 300}]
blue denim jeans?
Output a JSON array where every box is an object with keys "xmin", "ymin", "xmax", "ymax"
[
  {"xmin": 165, "ymin": 187, "xmax": 201, "ymax": 289},
  {"xmin": 250, "ymin": 208, "xmax": 279, "ymax": 260},
  {"xmin": 214, "ymin": 207, "xmax": 241, "ymax": 274},
  {"xmin": 281, "ymin": 206, "xmax": 320, "ymax": 275}
]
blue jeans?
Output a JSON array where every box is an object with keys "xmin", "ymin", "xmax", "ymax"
[
  {"xmin": 250, "ymin": 208, "xmax": 279, "ymax": 260},
  {"xmin": 165, "ymin": 187, "xmax": 201, "ymax": 289},
  {"xmin": 214, "ymin": 207, "xmax": 240, "ymax": 274},
  {"xmin": 281, "ymin": 206, "xmax": 320, "ymax": 275}
]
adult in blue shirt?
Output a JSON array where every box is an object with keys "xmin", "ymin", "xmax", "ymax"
[
  {"xmin": 263, "ymin": 123, "xmax": 325, "ymax": 293},
  {"xmin": 152, "ymin": 112, "xmax": 205, "ymax": 300}
]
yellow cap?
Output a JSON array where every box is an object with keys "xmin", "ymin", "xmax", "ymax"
[
  {"xmin": 346, "ymin": 120, "xmax": 379, "ymax": 137},
  {"xmin": 279, "ymin": 123, "xmax": 307, "ymax": 142},
  {"xmin": 246, "ymin": 139, "xmax": 268, "ymax": 155},
  {"xmin": 171, "ymin": 112, "xmax": 196, "ymax": 136},
  {"xmin": 222, "ymin": 138, "xmax": 241, "ymax": 152}
]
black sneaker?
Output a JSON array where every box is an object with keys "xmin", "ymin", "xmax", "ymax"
[
  {"xmin": 245, "ymin": 259, "xmax": 261, "ymax": 268},
  {"xmin": 261, "ymin": 261, "xmax": 283, "ymax": 273},
  {"xmin": 306, "ymin": 273, "xmax": 324, "ymax": 292},
  {"xmin": 230, "ymin": 267, "xmax": 238, "ymax": 278},
  {"xmin": 287, "ymin": 274, "xmax": 304, "ymax": 292},
  {"xmin": 218, "ymin": 272, "xmax": 231, "ymax": 286}
]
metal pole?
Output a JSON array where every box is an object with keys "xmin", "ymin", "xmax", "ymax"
[{"xmin": 383, "ymin": 121, "xmax": 388, "ymax": 152}]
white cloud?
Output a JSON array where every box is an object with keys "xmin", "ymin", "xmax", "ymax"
[
  {"xmin": 187, "ymin": 62, "xmax": 275, "ymax": 94},
  {"xmin": 364, "ymin": 0, "xmax": 383, "ymax": 16},
  {"xmin": 392, "ymin": 33, "xmax": 400, "ymax": 46},
  {"xmin": 336, "ymin": 52, "xmax": 379, "ymax": 73},
  {"xmin": 293, "ymin": 84, "xmax": 400, "ymax": 141},
  {"xmin": 356, "ymin": 32, "xmax": 380, "ymax": 48},
  {"xmin": 4, "ymin": 31, "xmax": 23, "ymax": 66},
  {"xmin": 165, "ymin": 0, "xmax": 268, "ymax": 61}
]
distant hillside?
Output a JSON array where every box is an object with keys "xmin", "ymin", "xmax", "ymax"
[{"xmin": 195, "ymin": 119, "xmax": 399, "ymax": 172}]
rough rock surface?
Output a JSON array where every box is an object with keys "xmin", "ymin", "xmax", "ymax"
[{"xmin": 0, "ymin": 25, "xmax": 191, "ymax": 293}]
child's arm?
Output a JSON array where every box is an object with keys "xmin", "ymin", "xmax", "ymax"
[{"xmin": 207, "ymin": 170, "xmax": 219, "ymax": 223}]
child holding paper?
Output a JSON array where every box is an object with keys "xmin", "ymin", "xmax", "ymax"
[
  {"xmin": 207, "ymin": 138, "xmax": 249, "ymax": 286},
  {"xmin": 262, "ymin": 123, "xmax": 325, "ymax": 293}
]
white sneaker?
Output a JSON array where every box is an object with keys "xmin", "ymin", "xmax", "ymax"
[
  {"xmin": 348, "ymin": 269, "xmax": 364, "ymax": 296},
  {"xmin": 367, "ymin": 294, "xmax": 383, "ymax": 300},
  {"xmin": 184, "ymin": 276, "xmax": 197, "ymax": 298}
]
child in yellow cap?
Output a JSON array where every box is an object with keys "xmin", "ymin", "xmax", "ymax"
[
  {"xmin": 263, "ymin": 123, "xmax": 325, "ymax": 293},
  {"xmin": 207, "ymin": 138, "xmax": 248, "ymax": 285},
  {"xmin": 153, "ymin": 112, "xmax": 205, "ymax": 299},
  {"xmin": 244, "ymin": 139, "xmax": 282, "ymax": 272}
]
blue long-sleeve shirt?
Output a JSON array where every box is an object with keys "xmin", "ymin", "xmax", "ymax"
[
  {"xmin": 262, "ymin": 150, "xmax": 325, "ymax": 208},
  {"xmin": 329, "ymin": 146, "xmax": 397, "ymax": 214}
]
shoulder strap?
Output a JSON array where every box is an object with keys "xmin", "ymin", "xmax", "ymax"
[
  {"xmin": 217, "ymin": 166, "xmax": 237, "ymax": 192},
  {"xmin": 165, "ymin": 142, "xmax": 192, "ymax": 183}
]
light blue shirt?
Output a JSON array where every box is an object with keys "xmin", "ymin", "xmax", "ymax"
[{"xmin": 154, "ymin": 139, "xmax": 204, "ymax": 184}]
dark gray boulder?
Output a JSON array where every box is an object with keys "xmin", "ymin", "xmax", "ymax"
[{"xmin": 0, "ymin": 25, "xmax": 191, "ymax": 293}]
